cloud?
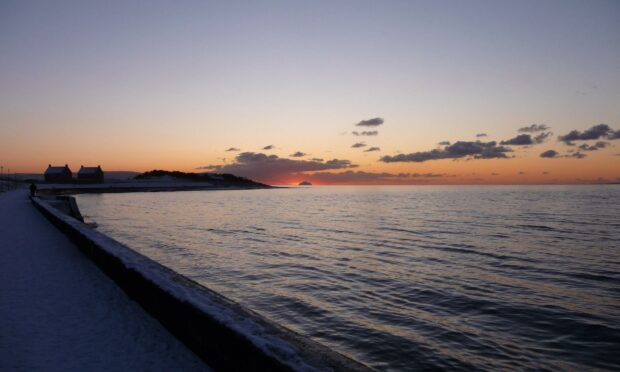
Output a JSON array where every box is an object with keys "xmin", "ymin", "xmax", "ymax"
[
  {"xmin": 380, "ymin": 141, "xmax": 512, "ymax": 163},
  {"xmin": 262, "ymin": 145, "xmax": 275, "ymax": 150},
  {"xmin": 568, "ymin": 151, "xmax": 587, "ymax": 159},
  {"xmin": 311, "ymin": 158, "xmax": 324, "ymax": 162},
  {"xmin": 540, "ymin": 149, "xmax": 590, "ymax": 159},
  {"xmin": 290, "ymin": 151, "xmax": 306, "ymax": 157},
  {"xmin": 297, "ymin": 170, "xmax": 449, "ymax": 184},
  {"xmin": 609, "ymin": 131, "xmax": 620, "ymax": 139},
  {"xmin": 364, "ymin": 147, "xmax": 380, "ymax": 152},
  {"xmin": 199, "ymin": 152, "xmax": 357, "ymax": 183},
  {"xmin": 558, "ymin": 124, "xmax": 615, "ymax": 144},
  {"xmin": 501, "ymin": 134, "xmax": 532, "ymax": 145},
  {"xmin": 355, "ymin": 117, "xmax": 384, "ymax": 127},
  {"xmin": 578, "ymin": 141, "xmax": 609, "ymax": 151},
  {"xmin": 518, "ymin": 124, "xmax": 549, "ymax": 133},
  {"xmin": 438, "ymin": 141, "xmax": 450, "ymax": 146},
  {"xmin": 352, "ymin": 130, "xmax": 379, "ymax": 136},
  {"xmin": 351, "ymin": 142, "xmax": 367, "ymax": 148},
  {"xmin": 540, "ymin": 150, "xmax": 559, "ymax": 158},
  {"xmin": 500, "ymin": 132, "xmax": 552, "ymax": 145},
  {"xmin": 225, "ymin": 147, "xmax": 240, "ymax": 152},
  {"xmin": 533, "ymin": 132, "xmax": 553, "ymax": 143},
  {"xmin": 476, "ymin": 133, "xmax": 487, "ymax": 138}
]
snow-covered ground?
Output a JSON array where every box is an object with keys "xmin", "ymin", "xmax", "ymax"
[{"xmin": 0, "ymin": 189, "xmax": 210, "ymax": 371}]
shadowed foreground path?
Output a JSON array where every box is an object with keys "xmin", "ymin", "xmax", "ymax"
[{"xmin": 0, "ymin": 189, "xmax": 209, "ymax": 371}]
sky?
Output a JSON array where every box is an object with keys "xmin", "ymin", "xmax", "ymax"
[{"xmin": 1, "ymin": 0, "xmax": 619, "ymax": 185}]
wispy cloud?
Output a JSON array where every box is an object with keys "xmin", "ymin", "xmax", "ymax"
[
  {"xmin": 568, "ymin": 151, "xmax": 587, "ymax": 159},
  {"xmin": 290, "ymin": 151, "xmax": 306, "ymax": 157},
  {"xmin": 380, "ymin": 141, "xmax": 512, "ymax": 163},
  {"xmin": 225, "ymin": 147, "xmax": 240, "ymax": 152},
  {"xmin": 262, "ymin": 145, "xmax": 275, "ymax": 150},
  {"xmin": 578, "ymin": 141, "xmax": 609, "ymax": 151},
  {"xmin": 364, "ymin": 147, "xmax": 380, "ymax": 152},
  {"xmin": 355, "ymin": 117, "xmax": 384, "ymax": 127},
  {"xmin": 518, "ymin": 124, "xmax": 549, "ymax": 133},
  {"xmin": 352, "ymin": 130, "xmax": 378, "ymax": 136},
  {"xmin": 351, "ymin": 142, "xmax": 367, "ymax": 148},
  {"xmin": 476, "ymin": 133, "xmax": 487, "ymax": 138}
]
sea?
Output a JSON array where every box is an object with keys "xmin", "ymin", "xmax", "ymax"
[{"xmin": 75, "ymin": 185, "xmax": 620, "ymax": 371}]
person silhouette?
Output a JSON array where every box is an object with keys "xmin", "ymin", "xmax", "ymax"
[{"xmin": 29, "ymin": 183, "xmax": 37, "ymax": 197}]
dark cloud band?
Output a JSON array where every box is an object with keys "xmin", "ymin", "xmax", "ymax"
[
  {"xmin": 380, "ymin": 141, "xmax": 512, "ymax": 163},
  {"xmin": 297, "ymin": 170, "xmax": 448, "ymax": 184},
  {"xmin": 558, "ymin": 124, "xmax": 617, "ymax": 144},
  {"xmin": 199, "ymin": 152, "xmax": 357, "ymax": 182},
  {"xmin": 501, "ymin": 132, "xmax": 551, "ymax": 145}
]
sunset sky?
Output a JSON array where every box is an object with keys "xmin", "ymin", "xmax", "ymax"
[{"xmin": 1, "ymin": 0, "xmax": 619, "ymax": 185}]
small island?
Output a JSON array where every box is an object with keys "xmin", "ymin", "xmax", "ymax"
[{"xmin": 298, "ymin": 181, "xmax": 312, "ymax": 186}]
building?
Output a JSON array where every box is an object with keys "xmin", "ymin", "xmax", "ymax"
[
  {"xmin": 44, "ymin": 164, "xmax": 73, "ymax": 183},
  {"xmin": 77, "ymin": 165, "xmax": 104, "ymax": 183}
]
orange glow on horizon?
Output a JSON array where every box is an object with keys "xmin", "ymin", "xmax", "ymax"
[{"xmin": 2, "ymin": 146, "xmax": 618, "ymax": 186}]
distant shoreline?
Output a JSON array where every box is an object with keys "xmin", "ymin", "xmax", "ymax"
[{"xmin": 37, "ymin": 184, "xmax": 276, "ymax": 196}]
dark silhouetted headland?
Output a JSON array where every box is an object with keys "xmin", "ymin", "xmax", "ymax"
[{"xmin": 135, "ymin": 169, "xmax": 268, "ymax": 187}]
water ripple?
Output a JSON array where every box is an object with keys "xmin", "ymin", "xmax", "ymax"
[{"xmin": 76, "ymin": 185, "xmax": 620, "ymax": 370}]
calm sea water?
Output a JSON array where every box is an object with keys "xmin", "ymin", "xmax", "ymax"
[{"xmin": 76, "ymin": 186, "xmax": 620, "ymax": 370}]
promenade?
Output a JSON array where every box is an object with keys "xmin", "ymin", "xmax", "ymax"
[{"xmin": 0, "ymin": 189, "xmax": 209, "ymax": 371}]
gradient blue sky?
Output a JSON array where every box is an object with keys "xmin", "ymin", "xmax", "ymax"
[{"xmin": 1, "ymin": 0, "xmax": 619, "ymax": 183}]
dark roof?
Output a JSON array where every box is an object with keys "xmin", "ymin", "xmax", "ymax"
[
  {"xmin": 78, "ymin": 166, "xmax": 103, "ymax": 175},
  {"xmin": 45, "ymin": 165, "xmax": 71, "ymax": 175}
]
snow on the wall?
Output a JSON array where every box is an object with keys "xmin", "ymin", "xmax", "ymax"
[{"xmin": 32, "ymin": 197, "xmax": 363, "ymax": 371}]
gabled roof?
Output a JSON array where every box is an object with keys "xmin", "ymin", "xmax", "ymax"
[
  {"xmin": 45, "ymin": 165, "xmax": 71, "ymax": 175},
  {"xmin": 78, "ymin": 166, "xmax": 103, "ymax": 175}
]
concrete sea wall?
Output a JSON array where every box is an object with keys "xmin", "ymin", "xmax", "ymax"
[{"xmin": 31, "ymin": 196, "xmax": 370, "ymax": 372}]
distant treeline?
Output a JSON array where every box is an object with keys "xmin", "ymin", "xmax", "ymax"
[{"xmin": 135, "ymin": 170, "xmax": 268, "ymax": 187}]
